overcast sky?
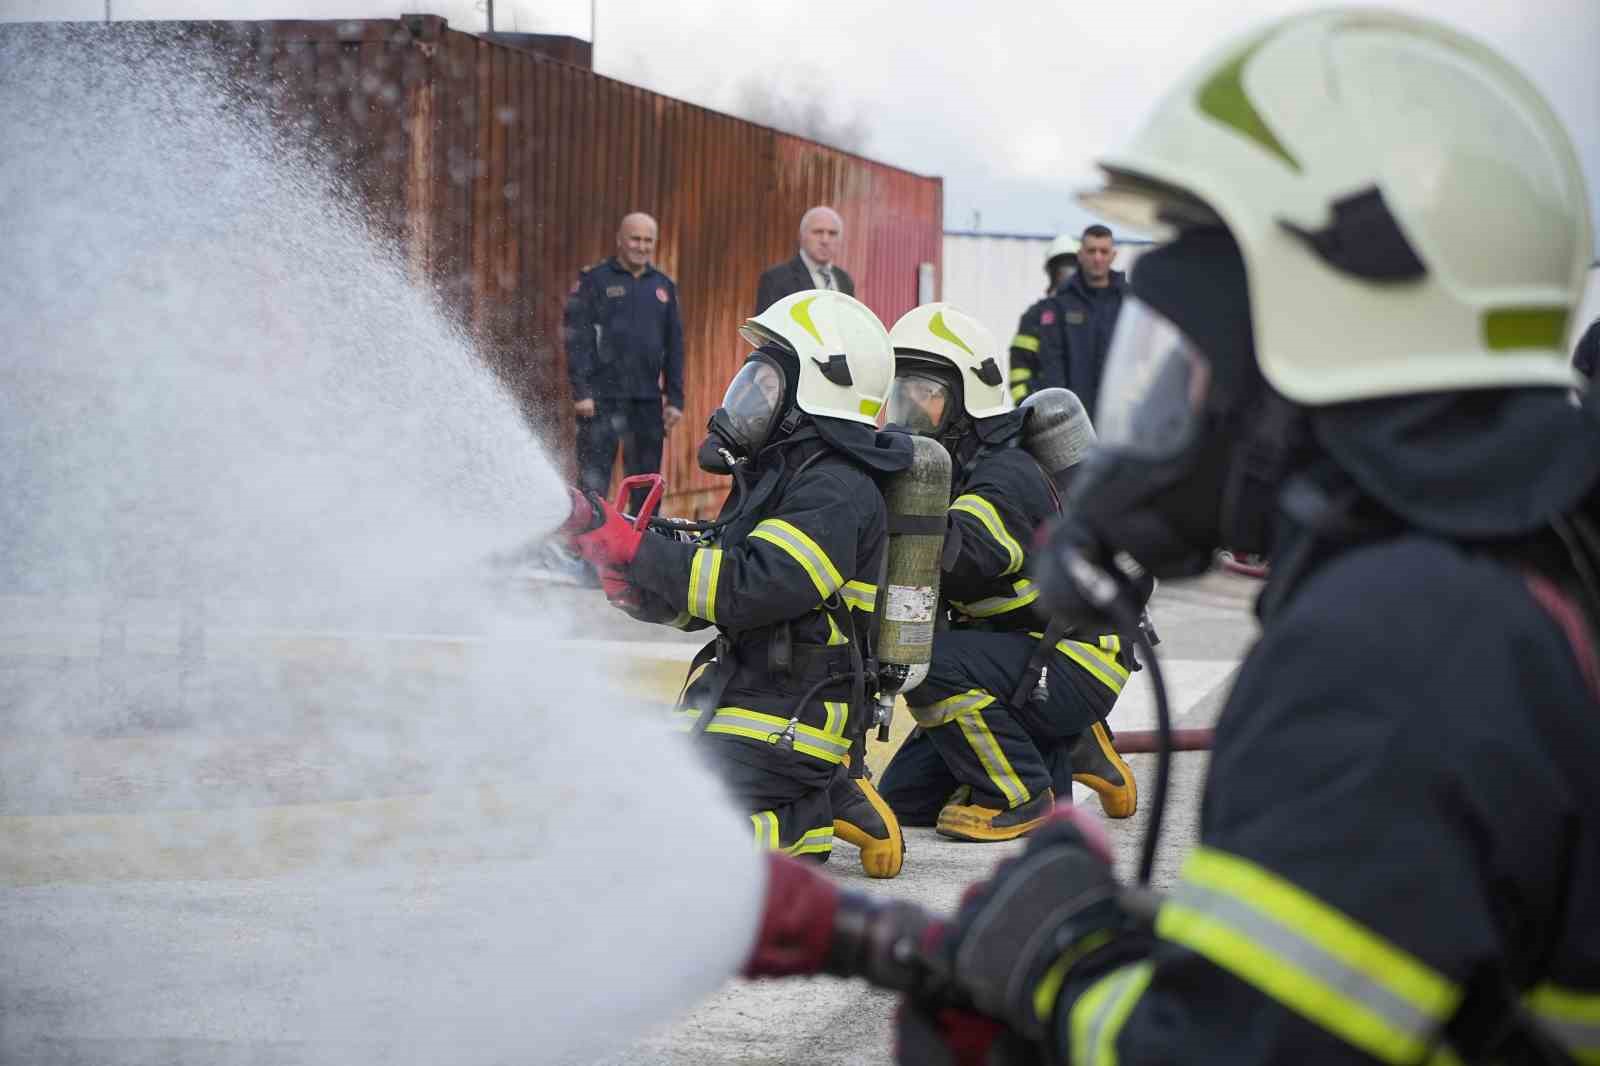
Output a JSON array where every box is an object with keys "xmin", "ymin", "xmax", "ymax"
[{"xmin": 5, "ymin": 0, "xmax": 1597, "ymax": 244}]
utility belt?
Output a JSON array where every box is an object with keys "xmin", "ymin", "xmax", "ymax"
[{"xmin": 676, "ymin": 598, "xmax": 871, "ymax": 772}]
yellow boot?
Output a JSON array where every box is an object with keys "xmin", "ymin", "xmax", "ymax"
[
  {"xmin": 935, "ymin": 787, "xmax": 1054, "ymax": 842},
  {"xmin": 830, "ymin": 772, "xmax": 905, "ymax": 878},
  {"xmin": 1071, "ymin": 721, "xmax": 1138, "ymax": 818}
]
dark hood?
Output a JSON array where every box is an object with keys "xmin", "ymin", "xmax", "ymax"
[
  {"xmin": 813, "ymin": 416, "xmax": 915, "ymax": 474},
  {"xmin": 975, "ymin": 408, "xmax": 1028, "ymax": 447},
  {"xmin": 1312, "ymin": 388, "xmax": 1600, "ymax": 539}
]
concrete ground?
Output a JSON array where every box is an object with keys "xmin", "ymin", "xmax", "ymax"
[
  {"xmin": 582, "ymin": 567, "xmax": 1261, "ymax": 1065},
  {"xmin": 1, "ymin": 566, "xmax": 1262, "ymax": 1065}
]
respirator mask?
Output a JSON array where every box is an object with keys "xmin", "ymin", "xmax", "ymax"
[{"xmin": 697, "ymin": 351, "xmax": 790, "ymax": 474}]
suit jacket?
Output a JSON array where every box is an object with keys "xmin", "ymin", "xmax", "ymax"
[{"xmin": 755, "ymin": 254, "xmax": 855, "ymax": 314}]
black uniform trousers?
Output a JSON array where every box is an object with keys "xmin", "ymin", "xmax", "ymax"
[
  {"xmin": 878, "ymin": 628, "xmax": 1119, "ymax": 823},
  {"xmin": 575, "ymin": 398, "xmax": 664, "ymax": 510}
]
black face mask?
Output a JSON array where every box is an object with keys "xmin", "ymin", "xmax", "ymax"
[{"xmin": 697, "ymin": 351, "xmax": 794, "ymax": 474}]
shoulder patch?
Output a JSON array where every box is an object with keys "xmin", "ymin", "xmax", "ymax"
[
  {"xmin": 1039, "ymin": 309, "xmax": 1056, "ymax": 326},
  {"xmin": 656, "ymin": 286, "xmax": 669, "ymax": 303}
]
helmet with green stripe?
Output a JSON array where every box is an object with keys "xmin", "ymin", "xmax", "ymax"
[
  {"xmin": 740, "ymin": 291, "xmax": 894, "ymax": 427},
  {"xmin": 1082, "ymin": 7, "xmax": 1591, "ymax": 403},
  {"xmin": 887, "ymin": 303, "xmax": 1012, "ymax": 429}
]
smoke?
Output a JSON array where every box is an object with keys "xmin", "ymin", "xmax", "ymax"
[
  {"xmin": 729, "ymin": 68, "xmax": 872, "ymax": 154},
  {"xmin": 0, "ymin": 23, "xmax": 760, "ymax": 1065}
]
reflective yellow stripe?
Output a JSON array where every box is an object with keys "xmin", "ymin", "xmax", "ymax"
[
  {"xmin": 668, "ymin": 610, "xmax": 694, "ymax": 629},
  {"xmin": 950, "ymin": 494, "xmax": 1025, "ymax": 574},
  {"xmin": 1011, "ymin": 333, "xmax": 1041, "ymax": 353},
  {"xmin": 1009, "ymin": 366, "xmax": 1033, "ymax": 383},
  {"xmin": 785, "ymin": 825, "xmax": 834, "ymax": 857},
  {"xmin": 1158, "ymin": 847, "xmax": 1460, "ymax": 1064},
  {"xmin": 1011, "ymin": 383, "xmax": 1029, "ymax": 402},
  {"xmin": 952, "ymin": 578, "xmax": 1039, "ymax": 619},
  {"xmin": 749, "ymin": 811, "xmax": 779, "ymax": 849},
  {"xmin": 842, "ymin": 579, "xmax": 877, "ymax": 612},
  {"xmin": 825, "ymin": 611, "xmax": 848, "ymax": 645},
  {"xmin": 668, "ymin": 707, "xmax": 701, "ymax": 732},
  {"xmin": 1527, "ymin": 983, "xmax": 1600, "ymax": 1062},
  {"xmin": 702, "ymin": 707, "xmax": 850, "ymax": 764},
  {"xmin": 1069, "ymin": 962, "xmax": 1154, "ymax": 1065},
  {"xmin": 908, "ymin": 688, "xmax": 993, "ymax": 727},
  {"xmin": 822, "ymin": 700, "xmax": 848, "ymax": 738},
  {"xmin": 749, "ymin": 518, "xmax": 844, "ymax": 599},
  {"xmin": 688, "ymin": 547, "xmax": 723, "ymax": 622},
  {"xmin": 1054, "ymin": 637, "xmax": 1129, "ymax": 695},
  {"xmin": 955, "ymin": 708, "xmax": 1029, "ymax": 807}
]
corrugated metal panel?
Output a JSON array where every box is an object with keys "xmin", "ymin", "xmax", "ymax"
[
  {"xmin": 111, "ymin": 16, "xmax": 942, "ymax": 517},
  {"xmin": 940, "ymin": 233, "xmax": 1150, "ymax": 352}
]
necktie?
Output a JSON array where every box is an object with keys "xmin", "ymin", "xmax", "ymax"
[{"xmin": 818, "ymin": 266, "xmax": 834, "ymax": 291}]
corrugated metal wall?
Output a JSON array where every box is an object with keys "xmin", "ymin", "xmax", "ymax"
[
  {"xmin": 182, "ymin": 15, "xmax": 942, "ymax": 515},
  {"xmin": 940, "ymin": 232, "xmax": 1150, "ymax": 352}
]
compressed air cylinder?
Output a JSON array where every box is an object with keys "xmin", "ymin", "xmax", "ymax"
[
  {"xmin": 876, "ymin": 434, "xmax": 952, "ymax": 695},
  {"xmin": 1020, "ymin": 387, "xmax": 1096, "ymax": 489}
]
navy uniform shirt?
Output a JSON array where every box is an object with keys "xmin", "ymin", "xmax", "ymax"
[{"xmin": 562, "ymin": 257, "xmax": 685, "ymax": 408}]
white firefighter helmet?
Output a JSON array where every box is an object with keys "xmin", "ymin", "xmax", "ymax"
[
  {"xmin": 739, "ymin": 290, "xmax": 893, "ymax": 426},
  {"xmin": 1079, "ymin": 8, "xmax": 1592, "ymax": 405},
  {"xmin": 1044, "ymin": 233, "xmax": 1081, "ymax": 269},
  {"xmin": 888, "ymin": 303, "xmax": 1012, "ymax": 421}
]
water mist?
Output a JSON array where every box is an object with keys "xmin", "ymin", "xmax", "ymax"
[{"xmin": 0, "ymin": 24, "xmax": 761, "ymax": 1065}]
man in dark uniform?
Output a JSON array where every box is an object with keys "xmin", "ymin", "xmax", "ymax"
[
  {"xmin": 1011, "ymin": 224, "xmax": 1127, "ymax": 420},
  {"xmin": 563, "ymin": 212, "xmax": 684, "ymax": 506},
  {"xmin": 1007, "ymin": 233, "xmax": 1079, "ymax": 404},
  {"xmin": 875, "ymin": 302, "xmax": 1139, "ymax": 842},
  {"xmin": 860, "ymin": 12, "xmax": 1600, "ymax": 1063},
  {"xmin": 571, "ymin": 290, "xmax": 913, "ymax": 877},
  {"xmin": 755, "ymin": 206, "xmax": 856, "ymax": 314}
]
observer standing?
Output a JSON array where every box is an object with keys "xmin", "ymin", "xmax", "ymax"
[
  {"xmin": 755, "ymin": 205, "xmax": 855, "ymax": 313},
  {"xmin": 563, "ymin": 212, "xmax": 685, "ymax": 504}
]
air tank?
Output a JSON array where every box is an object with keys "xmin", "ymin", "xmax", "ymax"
[
  {"xmin": 1020, "ymin": 387, "xmax": 1096, "ymax": 490},
  {"xmin": 874, "ymin": 434, "xmax": 951, "ymax": 711}
]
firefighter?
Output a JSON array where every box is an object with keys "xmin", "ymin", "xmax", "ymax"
[
  {"xmin": 875, "ymin": 303, "xmax": 1138, "ymax": 841},
  {"xmin": 1007, "ymin": 234, "xmax": 1078, "ymax": 405},
  {"xmin": 879, "ymin": 10, "xmax": 1600, "ymax": 1063},
  {"xmin": 572, "ymin": 290, "xmax": 913, "ymax": 876}
]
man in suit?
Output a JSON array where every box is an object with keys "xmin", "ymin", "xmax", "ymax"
[{"xmin": 755, "ymin": 205, "xmax": 855, "ymax": 313}]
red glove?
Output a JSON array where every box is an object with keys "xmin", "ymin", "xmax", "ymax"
[
  {"xmin": 570, "ymin": 492, "xmax": 644, "ymax": 572},
  {"xmin": 741, "ymin": 852, "xmax": 840, "ymax": 978}
]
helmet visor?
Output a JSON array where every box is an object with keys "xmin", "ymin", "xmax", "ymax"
[
  {"xmin": 886, "ymin": 371, "xmax": 954, "ymax": 435},
  {"xmin": 1096, "ymin": 296, "xmax": 1212, "ymax": 460},
  {"xmin": 718, "ymin": 354, "xmax": 786, "ymax": 451}
]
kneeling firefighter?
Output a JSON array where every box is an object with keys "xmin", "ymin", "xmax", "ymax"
[
  {"xmin": 572, "ymin": 290, "xmax": 939, "ymax": 878},
  {"xmin": 735, "ymin": 10, "xmax": 1600, "ymax": 1065},
  {"xmin": 876, "ymin": 302, "xmax": 1142, "ymax": 840}
]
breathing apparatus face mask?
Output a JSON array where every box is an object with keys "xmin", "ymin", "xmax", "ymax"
[
  {"xmin": 697, "ymin": 352, "xmax": 789, "ymax": 474},
  {"xmin": 885, "ymin": 370, "xmax": 956, "ymax": 437}
]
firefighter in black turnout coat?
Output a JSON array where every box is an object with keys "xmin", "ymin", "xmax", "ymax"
[
  {"xmin": 571, "ymin": 290, "xmax": 913, "ymax": 877},
  {"xmin": 869, "ymin": 11, "xmax": 1600, "ymax": 1063},
  {"xmin": 875, "ymin": 303, "xmax": 1139, "ymax": 842}
]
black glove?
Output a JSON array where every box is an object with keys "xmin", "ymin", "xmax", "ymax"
[
  {"xmin": 1031, "ymin": 519, "xmax": 1154, "ymax": 637},
  {"xmin": 896, "ymin": 806, "xmax": 1149, "ymax": 1064}
]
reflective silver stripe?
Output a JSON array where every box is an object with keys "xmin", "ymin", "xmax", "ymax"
[
  {"xmin": 956, "ymin": 708, "xmax": 1029, "ymax": 807},
  {"xmin": 748, "ymin": 518, "xmax": 843, "ymax": 599},
  {"xmin": 822, "ymin": 700, "xmax": 848, "ymax": 737},
  {"xmin": 688, "ymin": 547, "xmax": 723, "ymax": 622},
  {"xmin": 703, "ymin": 708, "xmax": 850, "ymax": 764},
  {"xmin": 952, "ymin": 578, "xmax": 1039, "ymax": 619},
  {"xmin": 750, "ymin": 811, "xmax": 779, "ymax": 849},
  {"xmin": 908, "ymin": 688, "xmax": 993, "ymax": 727},
  {"xmin": 841, "ymin": 579, "xmax": 877, "ymax": 612},
  {"xmin": 1526, "ymin": 983, "xmax": 1600, "ymax": 1062},
  {"xmin": 1070, "ymin": 962, "xmax": 1154, "ymax": 1064},
  {"xmin": 1163, "ymin": 877, "xmax": 1447, "ymax": 1060},
  {"xmin": 786, "ymin": 825, "xmax": 834, "ymax": 856},
  {"xmin": 668, "ymin": 707, "xmax": 700, "ymax": 732}
]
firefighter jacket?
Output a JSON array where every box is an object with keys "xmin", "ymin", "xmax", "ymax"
[
  {"xmin": 562, "ymin": 257, "xmax": 686, "ymax": 408},
  {"xmin": 1010, "ymin": 270, "xmax": 1126, "ymax": 417},
  {"xmin": 627, "ymin": 433, "xmax": 886, "ymax": 777},
  {"xmin": 941, "ymin": 444, "xmax": 1132, "ymax": 715},
  {"xmin": 1049, "ymin": 522, "xmax": 1600, "ymax": 1064}
]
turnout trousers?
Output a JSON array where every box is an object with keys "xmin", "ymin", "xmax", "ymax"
[{"xmin": 878, "ymin": 629, "xmax": 1124, "ymax": 825}]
